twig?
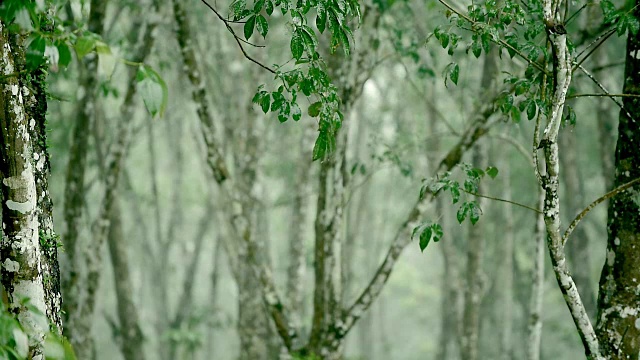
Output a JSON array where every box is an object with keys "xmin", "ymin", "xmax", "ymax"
[
  {"xmin": 200, "ymin": 0, "xmax": 276, "ymax": 73},
  {"xmin": 576, "ymin": 64, "xmax": 635, "ymax": 122},
  {"xmin": 572, "ymin": 28, "xmax": 615, "ymax": 71},
  {"xmin": 462, "ymin": 189, "xmax": 542, "ymax": 214},
  {"xmin": 567, "ymin": 93, "xmax": 640, "ymax": 99},
  {"xmin": 562, "ymin": 177, "xmax": 640, "ymax": 246}
]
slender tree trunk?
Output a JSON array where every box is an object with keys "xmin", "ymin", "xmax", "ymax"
[
  {"xmin": 461, "ymin": 145, "xmax": 486, "ymax": 360},
  {"xmin": 526, "ymin": 192, "xmax": 545, "ymax": 360},
  {"xmin": 62, "ymin": 0, "xmax": 106, "ymax": 341},
  {"xmin": 595, "ymin": 4, "xmax": 640, "ymax": 356},
  {"xmin": 499, "ymin": 164, "xmax": 514, "ymax": 360},
  {"xmin": 106, "ymin": 199, "xmax": 146, "ymax": 360},
  {"xmin": 286, "ymin": 122, "xmax": 315, "ymax": 340},
  {"xmin": 560, "ymin": 133, "xmax": 596, "ymax": 317}
]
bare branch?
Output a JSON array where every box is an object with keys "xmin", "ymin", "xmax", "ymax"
[{"xmin": 562, "ymin": 177, "xmax": 640, "ymax": 246}]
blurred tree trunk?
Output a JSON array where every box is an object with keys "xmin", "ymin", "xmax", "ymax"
[
  {"xmin": 68, "ymin": 2, "xmax": 160, "ymax": 357},
  {"xmin": 560, "ymin": 133, "xmax": 596, "ymax": 317},
  {"xmin": 595, "ymin": 4, "xmax": 640, "ymax": 356},
  {"xmin": 461, "ymin": 144, "xmax": 486, "ymax": 360},
  {"xmin": 0, "ymin": 21, "xmax": 63, "ymax": 357},
  {"xmin": 286, "ymin": 122, "xmax": 315, "ymax": 340},
  {"xmin": 62, "ymin": 0, "xmax": 106, "ymax": 341},
  {"xmin": 526, "ymin": 191, "xmax": 545, "ymax": 360},
  {"xmin": 499, "ymin": 164, "xmax": 514, "ymax": 360},
  {"xmin": 106, "ymin": 200, "xmax": 146, "ymax": 360},
  {"xmin": 461, "ymin": 47, "xmax": 496, "ymax": 360}
]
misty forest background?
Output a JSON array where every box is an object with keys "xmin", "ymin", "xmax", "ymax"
[{"xmin": 1, "ymin": 0, "xmax": 639, "ymax": 359}]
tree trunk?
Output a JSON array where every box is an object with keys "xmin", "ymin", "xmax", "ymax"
[
  {"xmin": 560, "ymin": 133, "xmax": 596, "ymax": 317},
  {"xmin": 61, "ymin": 0, "xmax": 106, "ymax": 342},
  {"xmin": 461, "ymin": 145, "xmax": 486, "ymax": 360},
  {"xmin": 526, "ymin": 191, "xmax": 545, "ymax": 360},
  {"xmin": 499, "ymin": 164, "xmax": 514, "ymax": 360},
  {"xmin": 107, "ymin": 199, "xmax": 146, "ymax": 360},
  {"xmin": 0, "ymin": 20, "xmax": 61, "ymax": 357},
  {"xmin": 595, "ymin": 4, "xmax": 640, "ymax": 356}
]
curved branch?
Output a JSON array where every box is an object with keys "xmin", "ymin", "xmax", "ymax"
[
  {"xmin": 462, "ymin": 189, "xmax": 542, "ymax": 214},
  {"xmin": 200, "ymin": 0, "xmax": 275, "ymax": 73},
  {"xmin": 562, "ymin": 177, "xmax": 640, "ymax": 246}
]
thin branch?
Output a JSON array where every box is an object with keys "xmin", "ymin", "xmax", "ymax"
[
  {"xmin": 572, "ymin": 28, "xmax": 615, "ymax": 71},
  {"xmin": 438, "ymin": 0, "xmax": 549, "ymax": 75},
  {"xmin": 592, "ymin": 61, "xmax": 625, "ymax": 72},
  {"xmin": 577, "ymin": 64, "xmax": 635, "ymax": 122},
  {"xmin": 200, "ymin": 0, "xmax": 275, "ymax": 73},
  {"xmin": 487, "ymin": 133, "xmax": 531, "ymax": 162},
  {"xmin": 462, "ymin": 189, "xmax": 542, "ymax": 214},
  {"xmin": 562, "ymin": 177, "xmax": 640, "ymax": 246},
  {"xmin": 567, "ymin": 93, "xmax": 640, "ymax": 99}
]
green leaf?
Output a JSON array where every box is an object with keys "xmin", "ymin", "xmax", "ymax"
[
  {"xmin": 450, "ymin": 182, "xmax": 460, "ymax": 204},
  {"xmin": 256, "ymin": 15, "xmax": 269, "ymax": 38},
  {"xmin": 469, "ymin": 202, "xmax": 481, "ymax": 224},
  {"xmin": 510, "ymin": 106, "xmax": 521, "ymax": 123},
  {"xmin": 26, "ymin": 34, "xmax": 46, "ymax": 69},
  {"xmin": 431, "ymin": 223, "xmax": 443, "ymax": 242},
  {"xmin": 136, "ymin": 65, "xmax": 169, "ymax": 118},
  {"xmin": 316, "ymin": 5, "xmax": 327, "ymax": 33},
  {"xmin": 419, "ymin": 227, "xmax": 432, "ymax": 252},
  {"xmin": 74, "ymin": 35, "xmax": 96, "ymax": 59},
  {"xmin": 339, "ymin": 27, "xmax": 350, "ymax": 56},
  {"xmin": 526, "ymin": 99, "xmax": 537, "ymax": 120},
  {"xmin": 308, "ymin": 101, "xmax": 322, "ymax": 117},
  {"xmin": 312, "ymin": 132, "xmax": 328, "ymax": 160},
  {"xmin": 449, "ymin": 63, "xmax": 459, "ymax": 85},
  {"xmin": 485, "ymin": 166, "xmax": 499, "ymax": 179},
  {"xmin": 471, "ymin": 39, "xmax": 482, "ymax": 58},
  {"xmin": 456, "ymin": 203, "xmax": 468, "ymax": 224},
  {"xmin": 265, "ymin": 0, "xmax": 274, "ymax": 14},
  {"xmin": 244, "ymin": 15, "xmax": 256, "ymax": 40},
  {"xmin": 56, "ymin": 42, "xmax": 72, "ymax": 69},
  {"xmin": 254, "ymin": 0, "xmax": 265, "ymax": 12},
  {"xmin": 291, "ymin": 102, "xmax": 302, "ymax": 121},
  {"xmin": 291, "ymin": 30, "xmax": 304, "ymax": 60},
  {"xmin": 260, "ymin": 93, "xmax": 271, "ymax": 113}
]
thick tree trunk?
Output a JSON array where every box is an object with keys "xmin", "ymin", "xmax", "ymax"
[
  {"xmin": 0, "ymin": 21, "xmax": 61, "ymax": 357},
  {"xmin": 595, "ymin": 4, "xmax": 640, "ymax": 356},
  {"xmin": 499, "ymin": 165, "xmax": 514, "ymax": 360}
]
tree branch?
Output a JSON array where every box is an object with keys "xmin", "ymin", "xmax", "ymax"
[
  {"xmin": 462, "ymin": 189, "xmax": 542, "ymax": 214},
  {"xmin": 199, "ymin": 0, "xmax": 276, "ymax": 73},
  {"xmin": 562, "ymin": 177, "xmax": 640, "ymax": 246}
]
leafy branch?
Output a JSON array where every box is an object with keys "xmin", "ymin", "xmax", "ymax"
[{"xmin": 200, "ymin": 0, "xmax": 275, "ymax": 73}]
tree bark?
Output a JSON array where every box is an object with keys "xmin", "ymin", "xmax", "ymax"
[
  {"xmin": 0, "ymin": 20, "xmax": 61, "ymax": 357},
  {"xmin": 526, "ymin": 191, "xmax": 545, "ymax": 360},
  {"xmin": 595, "ymin": 3, "xmax": 640, "ymax": 356}
]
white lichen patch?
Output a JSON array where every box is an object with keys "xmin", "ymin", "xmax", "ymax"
[
  {"xmin": 607, "ymin": 250, "xmax": 616, "ymax": 266},
  {"xmin": 3, "ymin": 259, "xmax": 20, "ymax": 272},
  {"xmin": 615, "ymin": 237, "xmax": 621, "ymax": 246}
]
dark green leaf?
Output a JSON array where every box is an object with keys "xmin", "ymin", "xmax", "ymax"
[
  {"xmin": 419, "ymin": 227, "xmax": 432, "ymax": 252},
  {"xmin": 486, "ymin": 166, "xmax": 499, "ymax": 179},
  {"xmin": 449, "ymin": 63, "xmax": 459, "ymax": 85},
  {"xmin": 26, "ymin": 34, "xmax": 46, "ymax": 69},
  {"xmin": 265, "ymin": 0, "xmax": 274, "ymax": 14},
  {"xmin": 244, "ymin": 15, "xmax": 256, "ymax": 40},
  {"xmin": 471, "ymin": 39, "xmax": 482, "ymax": 58},
  {"xmin": 256, "ymin": 15, "xmax": 269, "ymax": 38},
  {"xmin": 469, "ymin": 202, "xmax": 482, "ymax": 224},
  {"xmin": 260, "ymin": 93, "xmax": 271, "ymax": 113},
  {"xmin": 456, "ymin": 204, "xmax": 468, "ymax": 224},
  {"xmin": 432, "ymin": 223, "xmax": 443, "ymax": 242},
  {"xmin": 312, "ymin": 132, "xmax": 328, "ymax": 160},
  {"xmin": 254, "ymin": 0, "xmax": 265, "ymax": 12},
  {"xmin": 316, "ymin": 5, "xmax": 327, "ymax": 33},
  {"xmin": 450, "ymin": 182, "xmax": 460, "ymax": 204},
  {"xmin": 291, "ymin": 30, "xmax": 304, "ymax": 60},
  {"xmin": 308, "ymin": 101, "xmax": 322, "ymax": 117},
  {"xmin": 56, "ymin": 42, "xmax": 72, "ymax": 69}
]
